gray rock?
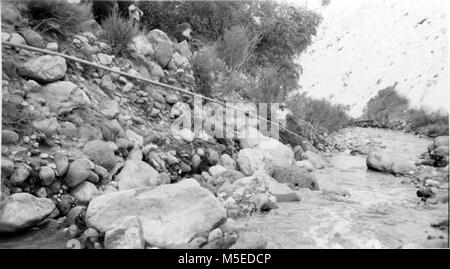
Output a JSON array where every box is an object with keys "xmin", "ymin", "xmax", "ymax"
[
  {"xmin": 83, "ymin": 140, "xmax": 117, "ymax": 171},
  {"xmin": 46, "ymin": 42, "xmax": 58, "ymax": 51},
  {"xmin": 174, "ymin": 41, "xmax": 192, "ymax": 59},
  {"xmin": 10, "ymin": 163, "xmax": 31, "ymax": 186},
  {"xmin": 0, "ymin": 193, "xmax": 55, "ymax": 233},
  {"xmin": 19, "ymin": 29, "xmax": 45, "ymax": 48},
  {"xmin": 54, "ymin": 153, "xmax": 69, "ymax": 177},
  {"xmin": 37, "ymin": 81, "xmax": 90, "ymax": 114},
  {"xmin": 23, "ymin": 80, "xmax": 42, "ymax": 92},
  {"xmin": 237, "ymin": 148, "xmax": 275, "ymax": 176},
  {"xmin": 32, "ymin": 117, "xmax": 60, "ymax": 136},
  {"xmin": 219, "ymin": 154, "xmax": 236, "ymax": 170},
  {"xmin": 165, "ymin": 93, "xmax": 179, "ymax": 104},
  {"xmin": 208, "ymin": 228, "xmax": 223, "ymax": 242},
  {"xmin": 116, "ymin": 160, "xmax": 162, "ymax": 191},
  {"xmin": 272, "ymin": 165, "xmax": 320, "ymax": 190},
  {"xmin": 2, "ymin": 130, "xmax": 19, "ymax": 144},
  {"xmin": 97, "ymin": 53, "xmax": 114, "ymax": 65},
  {"xmin": 147, "ymin": 29, "xmax": 173, "ymax": 67},
  {"xmin": 18, "ymin": 55, "xmax": 67, "ymax": 83},
  {"xmin": 65, "ymin": 158, "xmax": 92, "ymax": 188},
  {"xmin": 104, "ymin": 216, "xmax": 145, "ymax": 249},
  {"xmin": 206, "ymin": 149, "xmax": 219, "ymax": 165},
  {"xmin": 209, "ymin": 170, "xmax": 245, "ymax": 188},
  {"xmin": 39, "ymin": 166, "xmax": 55, "ymax": 186},
  {"xmin": 9, "ymin": 33, "xmax": 26, "ymax": 49},
  {"xmin": 208, "ymin": 165, "xmax": 227, "ymax": 177},
  {"xmin": 87, "ymin": 171, "xmax": 100, "ymax": 184},
  {"xmin": 1, "ymin": 158, "xmax": 15, "ymax": 178},
  {"xmin": 128, "ymin": 35, "xmax": 154, "ymax": 56},
  {"xmin": 65, "ymin": 206, "xmax": 85, "ymax": 226},
  {"xmin": 58, "ymin": 121, "xmax": 78, "ymax": 138},
  {"xmin": 86, "ymin": 179, "xmax": 226, "ymax": 248},
  {"xmin": 57, "ymin": 194, "xmax": 75, "ymax": 215},
  {"xmin": 70, "ymin": 181, "xmax": 99, "ymax": 203}
]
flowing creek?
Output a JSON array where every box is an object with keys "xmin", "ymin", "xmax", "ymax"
[{"xmin": 237, "ymin": 127, "xmax": 449, "ymax": 248}]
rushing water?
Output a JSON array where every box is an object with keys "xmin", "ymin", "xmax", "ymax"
[{"xmin": 237, "ymin": 128, "xmax": 449, "ymax": 249}]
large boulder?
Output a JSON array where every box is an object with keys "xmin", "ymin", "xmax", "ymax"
[
  {"xmin": 272, "ymin": 166, "xmax": 320, "ymax": 190},
  {"xmin": 237, "ymin": 148, "xmax": 275, "ymax": 176},
  {"xmin": 116, "ymin": 160, "xmax": 162, "ymax": 191},
  {"xmin": 366, "ymin": 152, "xmax": 415, "ymax": 175},
  {"xmin": 85, "ymin": 179, "xmax": 226, "ymax": 248},
  {"xmin": 239, "ymin": 128, "xmax": 294, "ymax": 166},
  {"xmin": 28, "ymin": 81, "xmax": 90, "ymax": 115},
  {"xmin": 128, "ymin": 35, "xmax": 154, "ymax": 56},
  {"xmin": 366, "ymin": 152, "xmax": 393, "ymax": 173},
  {"xmin": 0, "ymin": 193, "xmax": 55, "ymax": 233},
  {"xmin": 18, "ymin": 55, "xmax": 67, "ymax": 83},
  {"xmin": 147, "ymin": 29, "xmax": 173, "ymax": 68},
  {"xmin": 83, "ymin": 140, "xmax": 117, "ymax": 171}
]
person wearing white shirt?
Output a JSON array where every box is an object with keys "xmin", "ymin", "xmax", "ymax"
[{"xmin": 274, "ymin": 103, "xmax": 292, "ymax": 129}]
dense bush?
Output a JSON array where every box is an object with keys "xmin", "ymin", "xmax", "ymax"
[
  {"xmin": 24, "ymin": 0, "xmax": 92, "ymax": 36},
  {"xmin": 216, "ymin": 26, "xmax": 253, "ymax": 71},
  {"xmin": 363, "ymin": 85, "xmax": 409, "ymax": 123},
  {"xmin": 192, "ymin": 47, "xmax": 226, "ymax": 97},
  {"xmin": 407, "ymin": 109, "xmax": 449, "ymax": 137},
  {"xmin": 100, "ymin": 6, "xmax": 141, "ymax": 56},
  {"xmin": 363, "ymin": 86, "xmax": 449, "ymax": 137},
  {"xmin": 288, "ymin": 94, "xmax": 351, "ymax": 134}
]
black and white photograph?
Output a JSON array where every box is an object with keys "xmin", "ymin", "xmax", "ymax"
[{"xmin": 0, "ymin": 0, "xmax": 448, "ymax": 253}]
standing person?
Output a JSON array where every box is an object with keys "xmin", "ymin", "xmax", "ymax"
[{"xmin": 275, "ymin": 103, "xmax": 292, "ymax": 129}]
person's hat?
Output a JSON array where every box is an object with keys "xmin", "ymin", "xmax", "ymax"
[
  {"xmin": 129, "ymin": 4, "xmax": 137, "ymax": 11},
  {"xmin": 280, "ymin": 103, "xmax": 287, "ymax": 107}
]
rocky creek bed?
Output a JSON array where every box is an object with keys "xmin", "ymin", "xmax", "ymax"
[
  {"xmin": 237, "ymin": 127, "xmax": 449, "ymax": 249},
  {"xmin": 1, "ymin": 127, "xmax": 448, "ymax": 249}
]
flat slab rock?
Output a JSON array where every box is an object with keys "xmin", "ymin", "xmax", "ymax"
[
  {"xmin": 0, "ymin": 193, "xmax": 55, "ymax": 233},
  {"xmin": 85, "ymin": 179, "xmax": 227, "ymax": 248}
]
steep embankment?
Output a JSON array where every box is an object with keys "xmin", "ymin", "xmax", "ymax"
[
  {"xmin": 296, "ymin": 0, "xmax": 448, "ymax": 118},
  {"xmin": 1, "ymin": 2, "xmax": 324, "ymax": 249}
]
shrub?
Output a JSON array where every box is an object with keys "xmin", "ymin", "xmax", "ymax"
[
  {"xmin": 362, "ymin": 86, "xmax": 449, "ymax": 137},
  {"xmin": 363, "ymin": 85, "xmax": 409, "ymax": 122},
  {"xmin": 192, "ymin": 46, "xmax": 226, "ymax": 96},
  {"xmin": 407, "ymin": 109, "xmax": 449, "ymax": 137},
  {"xmin": 288, "ymin": 94, "xmax": 351, "ymax": 134},
  {"xmin": 25, "ymin": 0, "xmax": 92, "ymax": 37},
  {"xmin": 100, "ymin": 6, "xmax": 140, "ymax": 56},
  {"xmin": 216, "ymin": 26, "xmax": 254, "ymax": 71}
]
